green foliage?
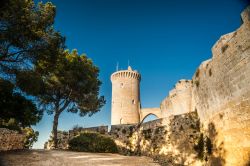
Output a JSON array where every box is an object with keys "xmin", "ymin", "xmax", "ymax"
[
  {"xmin": 17, "ymin": 50, "xmax": 105, "ymax": 117},
  {"xmin": 0, "ymin": 118, "xmax": 21, "ymax": 132},
  {"xmin": 0, "ymin": 79, "xmax": 42, "ymax": 127},
  {"xmin": 0, "ymin": 0, "xmax": 64, "ymax": 74},
  {"xmin": 0, "ymin": 0, "xmax": 105, "ymax": 149},
  {"xmin": 194, "ymin": 133, "xmax": 213, "ymax": 161},
  {"xmin": 22, "ymin": 127, "xmax": 39, "ymax": 149},
  {"xmin": 0, "ymin": 0, "xmax": 61, "ymax": 135},
  {"xmin": 69, "ymin": 132, "xmax": 118, "ymax": 153},
  {"xmin": 17, "ymin": 49, "xmax": 105, "ymax": 148}
]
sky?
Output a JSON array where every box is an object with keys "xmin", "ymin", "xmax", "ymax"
[{"xmin": 32, "ymin": 0, "xmax": 249, "ymax": 148}]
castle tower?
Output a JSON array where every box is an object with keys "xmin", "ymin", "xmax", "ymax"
[{"xmin": 111, "ymin": 66, "xmax": 141, "ymax": 125}]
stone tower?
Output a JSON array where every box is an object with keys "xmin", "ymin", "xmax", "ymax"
[{"xmin": 111, "ymin": 66, "xmax": 141, "ymax": 125}]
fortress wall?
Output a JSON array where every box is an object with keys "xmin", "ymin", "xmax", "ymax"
[
  {"xmin": 111, "ymin": 112, "xmax": 200, "ymax": 165},
  {"xmin": 160, "ymin": 80, "xmax": 193, "ymax": 117},
  {"xmin": 191, "ymin": 6, "xmax": 250, "ymax": 166}
]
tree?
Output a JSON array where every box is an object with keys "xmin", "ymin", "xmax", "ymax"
[
  {"xmin": 0, "ymin": 0, "xmax": 64, "ymax": 76},
  {"xmin": 0, "ymin": 0, "xmax": 63, "ymax": 135},
  {"xmin": 17, "ymin": 50, "xmax": 105, "ymax": 148},
  {"xmin": 0, "ymin": 79, "xmax": 42, "ymax": 128}
]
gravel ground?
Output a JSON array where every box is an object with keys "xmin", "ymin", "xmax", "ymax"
[{"xmin": 0, "ymin": 150, "xmax": 159, "ymax": 166}]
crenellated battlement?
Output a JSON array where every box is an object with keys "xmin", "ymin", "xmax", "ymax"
[{"xmin": 111, "ymin": 70, "xmax": 141, "ymax": 81}]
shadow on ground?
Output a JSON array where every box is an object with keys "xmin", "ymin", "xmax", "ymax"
[{"xmin": 0, "ymin": 149, "xmax": 159, "ymax": 166}]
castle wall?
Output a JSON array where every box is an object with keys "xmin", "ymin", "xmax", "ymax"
[
  {"xmin": 110, "ymin": 112, "xmax": 201, "ymax": 165},
  {"xmin": 160, "ymin": 80, "xmax": 193, "ymax": 117},
  {"xmin": 190, "ymin": 7, "xmax": 250, "ymax": 166}
]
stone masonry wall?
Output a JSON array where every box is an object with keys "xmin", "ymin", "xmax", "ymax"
[
  {"xmin": 160, "ymin": 79, "xmax": 193, "ymax": 117},
  {"xmin": 0, "ymin": 128, "xmax": 25, "ymax": 151},
  {"xmin": 190, "ymin": 6, "xmax": 250, "ymax": 166},
  {"xmin": 110, "ymin": 112, "xmax": 201, "ymax": 165}
]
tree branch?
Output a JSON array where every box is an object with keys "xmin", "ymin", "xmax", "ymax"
[{"xmin": 59, "ymin": 100, "xmax": 70, "ymax": 113}]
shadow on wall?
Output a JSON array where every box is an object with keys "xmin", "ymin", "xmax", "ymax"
[
  {"xmin": 166, "ymin": 111, "xmax": 201, "ymax": 164},
  {"xmin": 145, "ymin": 111, "xmax": 202, "ymax": 165},
  {"xmin": 206, "ymin": 122, "xmax": 225, "ymax": 166}
]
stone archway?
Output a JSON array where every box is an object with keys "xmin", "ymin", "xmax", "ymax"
[
  {"xmin": 140, "ymin": 113, "xmax": 159, "ymax": 123},
  {"xmin": 140, "ymin": 108, "xmax": 162, "ymax": 122}
]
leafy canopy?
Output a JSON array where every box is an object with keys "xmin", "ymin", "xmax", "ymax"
[
  {"xmin": 0, "ymin": 0, "xmax": 64, "ymax": 75},
  {"xmin": 0, "ymin": 79, "xmax": 42, "ymax": 127},
  {"xmin": 17, "ymin": 49, "xmax": 105, "ymax": 117}
]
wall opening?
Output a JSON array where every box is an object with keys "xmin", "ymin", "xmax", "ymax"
[
  {"xmin": 141, "ymin": 114, "xmax": 158, "ymax": 123},
  {"xmin": 120, "ymin": 118, "xmax": 123, "ymax": 124}
]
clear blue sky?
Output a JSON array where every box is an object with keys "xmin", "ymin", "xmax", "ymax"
[{"xmin": 32, "ymin": 0, "xmax": 249, "ymax": 148}]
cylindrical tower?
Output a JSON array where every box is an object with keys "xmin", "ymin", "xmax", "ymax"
[{"xmin": 111, "ymin": 66, "xmax": 141, "ymax": 125}]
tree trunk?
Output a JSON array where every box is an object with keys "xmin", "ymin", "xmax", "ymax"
[{"xmin": 52, "ymin": 111, "xmax": 60, "ymax": 149}]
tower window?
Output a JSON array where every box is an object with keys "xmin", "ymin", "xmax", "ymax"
[
  {"xmin": 132, "ymin": 99, "xmax": 135, "ymax": 104},
  {"xmin": 120, "ymin": 83, "xmax": 124, "ymax": 88}
]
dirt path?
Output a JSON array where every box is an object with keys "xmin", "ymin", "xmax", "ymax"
[{"xmin": 0, "ymin": 150, "xmax": 159, "ymax": 166}]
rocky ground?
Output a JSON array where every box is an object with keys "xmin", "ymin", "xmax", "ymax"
[{"xmin": 0, "ymin": 150, "xmax": 159, "ymax": 166}]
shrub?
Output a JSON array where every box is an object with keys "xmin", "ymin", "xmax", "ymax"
[
  {"xmin": 68, "ymin": 132, "xmax": 118, "ymax": 153},
  {"xmin": 22, "ymin": 127, "xmax": 39, "ymax": 149}
]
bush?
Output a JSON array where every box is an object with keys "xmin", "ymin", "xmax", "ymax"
[
  {"xmin": 22, "ymin": 127, "xmax": 39, "ymax": 149},
  {"xmin": 68, "ymin": 132, "xmax": 118, "ymax": 153}
]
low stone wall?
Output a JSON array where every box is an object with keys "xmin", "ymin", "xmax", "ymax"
[
  {"xmin": 69, "ymin": 125, "xmax": 108, "ymax": 138},
  {"xmin": 110, "ymin": 112, "xmax": 200, "ymax": 165},
  {"xmin": 44, "ymin": 125, "xmax": 108, "ymax": 149},
  {"xmin": 0, "ymin": 128, "xmax": 25, "ymax": 151}
]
